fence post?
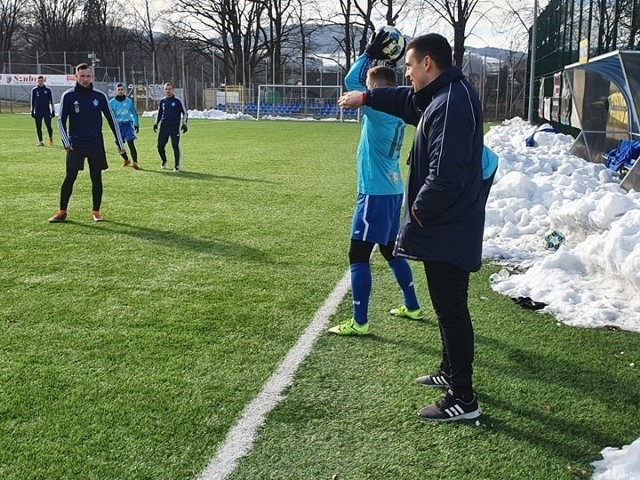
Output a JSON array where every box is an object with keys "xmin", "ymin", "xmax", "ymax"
[
  {"xmin": 8, "ymin": 50, "xmax": 12, "ymax": 112},
  {"xmin": 528, "ymin": 0, "xmax": 538, "ymax": 122}
]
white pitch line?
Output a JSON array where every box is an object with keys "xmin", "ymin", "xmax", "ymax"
[{"xmin": 198, "ymin": 271, "xmax": 351, "ymax": 480}]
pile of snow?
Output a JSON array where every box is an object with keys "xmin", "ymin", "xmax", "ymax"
[{"xmin": 484, "ymin": 118, "xmax": 640, "ymax": 332}]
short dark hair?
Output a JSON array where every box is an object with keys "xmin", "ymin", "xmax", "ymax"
[
  {"xmin": 406, "ymin": 34, "xmax": 452, "ymax": 69},
  {"xmin": 367, "ymin": 66, "xmax": 397, "ymax": 87},
  {"xmin": 37, "ymin": 75, "xmax": 44, "ymax": 80},
  {"xmin": 163, "ymin": 82, "xmax": 173, "ymax": 88},
  {"xmin": 75, "ymin": 63, "xmax": 90, "ymax": 73},
  {"xmin": 116, "ymin": 83, "xmax": 124, "ymax": 88}
]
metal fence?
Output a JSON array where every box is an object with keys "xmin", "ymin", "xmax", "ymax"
[
  {"xmin": 526, "ymin": 0, "xmax": 640, "ymax": 128},
  {"xmin": 2, "ymin": 48, "xmax": 527, "ymax": 120}
]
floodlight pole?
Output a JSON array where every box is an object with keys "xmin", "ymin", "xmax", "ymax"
[
  {"xmin": 527, "ymin": 0, "xmax": 538, "ymax": 123},
  {"xmin": 212, "ymin": 48, "xmax": 216, "ymax": 88}
]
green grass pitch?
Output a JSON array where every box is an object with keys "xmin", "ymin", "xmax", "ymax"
[{"xmin": 0, "ymin": 113, "xmax": 638, "ymax": 479}]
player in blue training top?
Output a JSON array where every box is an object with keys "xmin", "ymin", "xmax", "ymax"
[
  {"xmin": 153, "ymin": 82, "xmax": 188, "ymax": 172},
  {"xmin": 48, "ymin": 63, "xmax": 124, "ymax": 224},
  {"xmin": 31, "ymin": 75, "xmax": 55, "ymax": 146},
  {"xmin": 328, "ymin": 29, "xmax": 423, "ymax": 336},
  {"xmin": 109, "ymin": 83, "xmax": 140, "ymax": 169}
]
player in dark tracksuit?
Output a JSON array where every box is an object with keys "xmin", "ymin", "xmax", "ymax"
[
  {"xmin": 153, "ymin": 82, "xmax": 188, "ymax": 172},
  {"xmin": 48, "ymin": 63, "xmax": 124, "ymax": 224},
  {"xmin": 31, "ymin": 76, "xmax": 55, "ymax": 146}
]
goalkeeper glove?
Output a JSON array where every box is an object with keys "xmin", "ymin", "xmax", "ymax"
[
  {"xmin": 134, "ymin": 125, "xmax": 139, "ymax": 133},
  {"xmin": 365, "ymin": 28, "xmax": 394, "ymax": 60},
  {"xmin": 181, "ymin": 124, "xmax": 188, "ymax": 133}
]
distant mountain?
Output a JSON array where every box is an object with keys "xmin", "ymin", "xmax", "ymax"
[
  {"xmin": 466, "ymin": 46, "xmax": 527, "ymax": 62},
  {"xmin": 462, "ymin": 46, "xmax": 527, "ymax": 76},
  {"xmin": 303, "ymin": 23, "xmax": 366, "ymax": 55}
]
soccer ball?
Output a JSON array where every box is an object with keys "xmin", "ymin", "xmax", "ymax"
[
  {"xmin": 379, "ymin": 26, "xmax": 406, "ymax": 62},
  {"xmin": 543, "ymin": 230, "xmax": 565, "ymax": 251}
]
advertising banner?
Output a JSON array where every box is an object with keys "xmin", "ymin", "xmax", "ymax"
[{"xmin": 0, "ymin": 74, "xmax": 76, "ymax": 87}]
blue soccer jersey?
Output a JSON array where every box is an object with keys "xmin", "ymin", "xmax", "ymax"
[
  {"xmin": 109, "ymin": 96, "xmax": 139, "ymax": 127},
  {"xmin": 344, "ymin": 54, "xmax": 405, "ymax": 196}
]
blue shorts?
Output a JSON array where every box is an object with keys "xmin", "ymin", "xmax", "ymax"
[
  {"xmin": 118, "ymin": 123, "xmax": 137, "ymax": 142},
  {"xmin": 350, "ymin": 193, "xmax": 403, "ymax": 245}
]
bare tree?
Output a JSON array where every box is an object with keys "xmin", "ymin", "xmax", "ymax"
[
  {"xmin": 125, "ymin": 0, "xmax": 167, "ymax": 83},
  {"xmin": 129, "ymin": 0, "xmax": 159, "ymax": 57},
  {"xmin": 494, "ymin": 0, "xmax": 532, "ymax": 53},
  {"xmin": 0, "ymin": 0, "xmax": 24, "ymax": 53},
  {"xmin": 27, "ymin": 0, "xmax": 83, "ymax": 55},
  {"xmin": 81, "ymin": 0, "xmax": 133, "ymax": 69},
  {"xmin": 261, "ymin": 0, "xmax": 297, "ymax": 84},
  {"xmin": 353, "ymin": 0, "xmax": 376, "ymax": 55},
  {"xmin": 414, "ymin": 0, "xmax": 482, "ymax": 67},
  {"xmin": 327, "ymin": 0, "xmax": 361, "ymax": 71},
  {"xmin": 379, "ymin": 0, "xmax": 411, "ymax": 25},
  {"xmin": 172, "ymin": 0, "xmax": 266, "ymax": 86},
  {"xmin": 291, "ymin": 0, "xmax": 323, "ymax": 84},
  {"xmin": 617, "ymin": 0, "xmax": 640, "ymax": 47}
]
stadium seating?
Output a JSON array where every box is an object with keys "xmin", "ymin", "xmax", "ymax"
[{"xmin": 215, "ymin": 102, "xmax": 358, "ymax": 119}]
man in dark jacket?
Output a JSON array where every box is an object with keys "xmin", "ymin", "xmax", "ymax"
[
  {"xmin": 339, "ymin": 33, "xmax": 485, "ymax": 422},
  {"xmin": 153, "ymin": 82, "xmax": 188, "ymax": 172},
  {"xmin": 48, "ymin": 63, "xmax": 124, "ymax": 223},
  {"xmin": 31, "ymin": 76, "xmax": 55, "ymax": 146}
]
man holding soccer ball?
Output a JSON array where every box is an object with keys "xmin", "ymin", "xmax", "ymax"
[
  {"xmin": 339, "ymin": 33, "xmax": 485, "ymax": 422},
  {"xmin": 328, "ymin": 25, "xmax": 423, "ymax": 336}
]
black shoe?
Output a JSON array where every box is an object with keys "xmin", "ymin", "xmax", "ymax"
[
  {"xmin": 416, "ymin": 371, "xmax": 451, "ymax": 388},
  {"xmin": 418, "ymin": 388, "xmax": 481, "ymax": 422}
]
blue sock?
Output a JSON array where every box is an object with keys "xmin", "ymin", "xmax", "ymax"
[
  {"xmin": 388, "ymin": 258, "xmax": 419, "ymax": 310},
  {"xmin": 350, "ymin": 262, "xmax": 371, "ymax": 325}
]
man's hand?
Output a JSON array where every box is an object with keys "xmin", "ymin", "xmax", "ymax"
[
  {"xmin": 365, "ymin": 28, "xmax": 393, "ymax": 60},
  {"xmin": 338, "ymin": 91, "xmax": 365, "ymax": 109},
  {"xmin": 153, "ymin": 124, "xmax": 158, "ymax": 133},
  {"xmin": 31, "ymin": 113, "xmax": 35, "ymax": 118},
  {"xmin": 181, "ymin": 124, "xmax": 188, "ymax": 134},
  {"xmin": 50, "ymin": 112, "xmax": 55, "ymax": 118},
  {"xmin": 134, "ymin": 125, "xmax": 139, "ymax": 133}
]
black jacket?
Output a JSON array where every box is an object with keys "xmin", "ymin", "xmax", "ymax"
[
  {"xmin": 31, "ymin": 85, "xmax": 54, "ymax": 116},
  {"xmin": 367, "ymin": 67, "xmax": 485, "ymax": 272},
  {"xmin": 58, "ymin": 83, "xmax": 123, "ymax": 150}
]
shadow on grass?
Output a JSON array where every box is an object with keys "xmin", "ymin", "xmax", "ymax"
[
  {"xmin": 474, "ymin": 332, "xmax": 640, "ymax": 463},
  {"xmin": 477, "ymin": 331, "xmax": 639, "ymax": 407},
  {"xmin": 72, "ymin": 220, "xmax": 273, "ymax": 262},
  {"xmin": 477, "ymin": 394, "xmax": 620, "ymax": 465},
  {"xmin": 322, "ymin": 325, "xmax": 441, "ymax": 358},
  {"xmin": 136, "ymin": 167, "xmax": 278, "ymax": 183}
]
